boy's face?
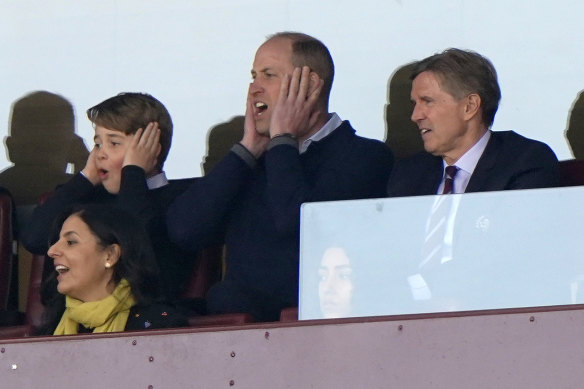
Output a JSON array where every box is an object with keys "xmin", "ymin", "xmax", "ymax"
[{"xmin": 93, "ymin": 126, "xmax": 132, "ymax": 194}]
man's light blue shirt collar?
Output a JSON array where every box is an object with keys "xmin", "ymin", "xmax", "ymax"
[
  {"xmin": 300, "ymin": 113, "xmax": 343, "ymax": 154},
  {"xmin": 440, "ymin": 130, "xmax": 491, "ymax": 194}
]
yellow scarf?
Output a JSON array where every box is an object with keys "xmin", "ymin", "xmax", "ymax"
[{"xmin": 54, "ymin": 278, "xmax": 137, "ymax": 335}]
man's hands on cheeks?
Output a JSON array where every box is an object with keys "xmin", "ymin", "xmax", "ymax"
[
  {"xmin": 240, "ymin": 94, "xmax": 271, "ymax": 158},
  {"xmin": 123, "ymin": 122, "xmax": 162, "ymax": 175},
  {"xmin": 81, "ymin": 147, "xmax": 101, "ymax": 186},
  {"xmin": 269, "ymin": 66, "xmax": 324, "ymax": 140}
]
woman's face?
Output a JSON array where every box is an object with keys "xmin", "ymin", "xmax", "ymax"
[
  {"xmin": 318, "ymin": 247, "xmax": 354, "ymax": 318},
  {"xmin": 47, "ymin": 214, "xmax": 117, "ymax": 302}
]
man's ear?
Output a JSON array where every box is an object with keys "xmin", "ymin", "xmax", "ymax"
[
  {"xmin": 464, "ymin": 93, "xmax": 481, "ymax": 121},
  {"xmin": 308, "ymin": 71, "xmax": 322, "ymax": 95},
  {"xmin": 104, "ymin": 244, "xmax": 121, "ymax": 269}
]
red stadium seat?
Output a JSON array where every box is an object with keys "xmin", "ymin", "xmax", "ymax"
[
  {"xmin": 0, "ymin": 187, "xmax": 14, "ymax": 311},
  {"xmin": 559, "ymin": 159, "xmax": 584, "ymax": 186}
]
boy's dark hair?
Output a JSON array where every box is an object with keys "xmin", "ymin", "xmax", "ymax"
[{"xmin": 87, "ymin": 93, "xmax": 173, "ymax": 171}]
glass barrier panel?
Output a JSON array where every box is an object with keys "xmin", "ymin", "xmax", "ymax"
[{"xmin": 299, "ymin": 187, "xmax": 584, "ymax": 319}]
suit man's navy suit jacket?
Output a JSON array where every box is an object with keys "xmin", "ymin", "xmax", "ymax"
[{"xmin": 387, "ymin": 130, "xmax": 559, "ymax": 196}]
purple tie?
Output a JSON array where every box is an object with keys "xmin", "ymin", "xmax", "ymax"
[{"xmin": 442, "ymin": 165, "xmax": 458, "ymax": 194}]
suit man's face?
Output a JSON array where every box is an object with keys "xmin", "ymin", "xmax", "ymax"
[{"xmin": 410, "ymin": 71, "xmax": 473, "ymax": 165}]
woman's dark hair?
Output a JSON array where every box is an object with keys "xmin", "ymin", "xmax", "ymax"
[{"xmin": 38, "ymin": 204, "xmax": 161, "ymax": 334}]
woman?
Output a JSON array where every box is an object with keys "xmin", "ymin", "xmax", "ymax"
[
  {"xmin": 318, "ymin": 247, "xmax": 354, "ymax": 319},
  {"xmin": 38, "ymin": 204, "xmax": 187, "ymax": 335}
]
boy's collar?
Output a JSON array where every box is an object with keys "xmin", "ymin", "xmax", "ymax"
[{"xmin": 147, "ymin": 171, "xmax": 168, "ymax": 189}]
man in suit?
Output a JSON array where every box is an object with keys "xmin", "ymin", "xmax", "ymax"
[
  {"xmin": 167, "ymin": 32, "xmax": 394, "ymax": 321},
  {"xmin": 387, "ymin": 48, "xmax": 558, "ymax": 197},
  {"xmin": 386, "ymin": 49, "xmax": 559, "ymax": 312}
]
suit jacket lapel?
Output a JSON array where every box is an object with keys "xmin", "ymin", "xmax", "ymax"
[
  {"xmin": 424, "ymin": 156, "xmax": 445, "ymax": 195},
  {"xmin": 465, "ymin": 133, "xmax": 500, "ymax": 193}
]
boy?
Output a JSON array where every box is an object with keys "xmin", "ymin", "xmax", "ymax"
[{"xmin": 23, "ymin": 93, "xmax": 195, "ymax": 300}]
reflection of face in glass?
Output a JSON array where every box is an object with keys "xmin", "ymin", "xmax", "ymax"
[{"xmin": 318, "ymin": 247, "xmax": 354, "ymax": 318}]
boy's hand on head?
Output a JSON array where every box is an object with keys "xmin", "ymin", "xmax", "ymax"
[
  {"xmin": 123, "ymin": 122, "xmax": 162, "ymax": 175},
  {"xmin": 240, "ymin": 89, "xmax": 270, "ymax": 158},
  {"xmin": 269, "ymin": 66, "xmax": 324, "ymax": 138},
  {"xmin": 81, "ymin": 147, "xmax": 101, "ymax": 186}
]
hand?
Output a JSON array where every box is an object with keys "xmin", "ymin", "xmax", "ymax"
[
  {"xmin": 240, "ymin": 89, "xmax": 270, "ymax": 158},
  {"xmin": 81, "ymin": 147, "xmax": 101, "ymax": 185},
  {"xmin": 123, "ymin": 122, "xmax": 161, "ymax": 175},
  {"xmin": 269, "ymin": 66, "xmax": 324, "ymax": 139}
]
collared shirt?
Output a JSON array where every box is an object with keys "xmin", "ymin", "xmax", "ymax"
[
  {"xmin": 299, "ymin": 113, "xmax": 343, "ymax": 154},
  {"xmin": 437, "ymin": 130, "xmax": 492, "ymax": 194},
  {"xmin": 146, "ymin": 171, "xmax": 169, "ymax": 189},
  {"xmin": 235, "ymin": 113, "xmax": 344, "ymax": 167}
]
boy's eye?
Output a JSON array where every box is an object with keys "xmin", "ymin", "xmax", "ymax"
[
  {"xmin": 111, "ymin": 142, "xmax": 120, "ymax": 147},
  {"xmin": 94, "ymin": 143, "xmax": 101, "ymax": 149}
]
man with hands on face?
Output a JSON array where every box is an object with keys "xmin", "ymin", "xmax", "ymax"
[
  {"xmin": 167, "ymin": 32, "xmax": 394, "ymax": 321},
  {"xmin": 23, "ymin": 93, "xmax": 196, "ymax": 301}
]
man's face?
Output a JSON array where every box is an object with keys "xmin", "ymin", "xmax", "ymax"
[
  {"xmin": 410, "ymin": 71, "xmax": 470, "ymax": 164},
  {"xmin": 249, "ymin": 38, "xmax": 295, "ymax": 135}
]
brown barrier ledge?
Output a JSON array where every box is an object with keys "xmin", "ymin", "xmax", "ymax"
[{"xmin": 2, "ymin": 302, "xmax": 584, "ymax": 345}]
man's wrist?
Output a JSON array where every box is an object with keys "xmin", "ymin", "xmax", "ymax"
[
  {"xmin": 268, "ymin": 133, "xmax": 299, "ymax": 151},
  {"xmin": 231, "ymin": 143, "xmax": 258, "ymax": 168}
]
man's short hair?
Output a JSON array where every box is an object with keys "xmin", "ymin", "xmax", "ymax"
[
  {"xmin": 86, "ymin": 92, "xmax": 173, "ymax": 171},
  {"xmin": 268, "ymin": 32, "xmax": 335, "ymax": 101},
  {"xmin": 411, "ymin": 48, "xmax": 501, "ymax": 128}
]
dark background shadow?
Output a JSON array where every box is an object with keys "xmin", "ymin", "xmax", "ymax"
[
  {"xmin": 0, "ymin": 91, "xmax": 88, "ymax": 208},
  {"xmin": 384, "ymin": 62, "xmax": 424, "ymax": 159},
  {"xmin": 202, "ymin": 115, "xmax": 244, "ymax": 175},
  {"xmin": 565, "ymin": 90, "xmax": 584, "ymax": 159},
  {"xmin": 0, "ymin": 91, "xmax": 88, "ymax": 312}
]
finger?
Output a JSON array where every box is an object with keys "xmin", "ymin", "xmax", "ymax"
[
  {"xmin": 287, "ymin": 67, "xmax": 302, "ymax": 100},
  {"xmin": 296, "ymin": 66, "xmax": 311, "ymax": 102},
  {"xmin": 151, "ymin": 128, "xmax": 161, "ymax": 152},
  {"xmin": 277, "ymin": 72, "xmax": 291, "ymax": 104},
  {"xmin": 307, "ymin": 78, "xmax": 324, "ymax": 104},
  {"xmin": 143, "ymin": 122, "xmax": 159, "ymax": 148},
  {"xmin": 139, "ymin": 122, "xmax": 154, "ymax": 144},
  {"xmin": 87, "ymin": 147, "xmax": 97, "ymax": 164},
  {"xmin": 132, "ymin": 127, "xmax": 144, "ymax": 147},
  {"xmin": 244, "ymin": 90, "xmax": 256, "ymax": 135}
]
